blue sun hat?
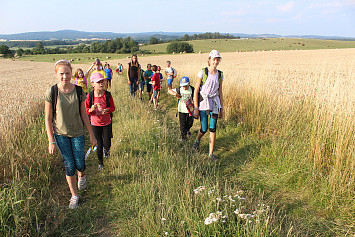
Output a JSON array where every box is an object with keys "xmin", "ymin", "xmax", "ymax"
[{"xmin": 180, "ymin": 77, "xmax": 190, "ymax": 86}]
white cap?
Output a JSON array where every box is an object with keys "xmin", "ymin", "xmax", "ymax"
[{"xmin": 209, "ymin": 50, "xmax": 222, "ymax": 59}]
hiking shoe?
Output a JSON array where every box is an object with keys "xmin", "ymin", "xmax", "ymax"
[
  {"xmin": 209, "ymin": 153, "xmax": 219, "ymax": 161},
  {"xmin": 192, "ymin": 140, "xmax": 200, "ymax": 150},
  {"xmin": 104, "ymin": 149, "xmax": 110, "ymax": 159},
  {"xmin": 78, "ymin": 174, "xmax": 87, "ymax": 190},
  {"xmin": 69, "ymin": 195, "xmax": 79, "ymax": 209},
  {"xmin": 98, "ymin": 164, "xmax": 104, "ymax": 172}
]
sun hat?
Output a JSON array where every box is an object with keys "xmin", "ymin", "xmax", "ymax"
[
  {"xmin": 180, "ymin": 77, "xmax": 190, "ymax": 86},
  {"xmin": 90, "ymin": 72, "xmax": 105, "ymax": 83},
  {"xmin": 209, "ymin": 50, "xmax": 222, "ymax": 59},
  {"xmin": 157, "ymin": 66, "xmax": 161, "ymax": 71}
]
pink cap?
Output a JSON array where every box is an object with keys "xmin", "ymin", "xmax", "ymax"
[
  {"xmin": 90, "ymin": 72, "xmax": 105, "ymax": 83},
  {"xmin": 209, "ymin": 50, "xmax": 222, "ymax": 59}
]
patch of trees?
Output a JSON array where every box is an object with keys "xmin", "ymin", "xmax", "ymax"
[
  {"xmin": 166, "ymin": 42, "xmax": 194, "ymax": 54},
  {"xmin": 0, "ymin": 45, "xmax": 14, "ymax": 58},
  {"xmin": 181, "ymin": 32, "xmax": 239, "ymax": 41},
  {"xmin": 10, "ymin": 37, "xmax": 140, "ymax": 56}
]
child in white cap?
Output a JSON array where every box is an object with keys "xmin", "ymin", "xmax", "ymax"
[{"xmin": 192, "ymin": 50, "xmax": 224, "ymax": 160}]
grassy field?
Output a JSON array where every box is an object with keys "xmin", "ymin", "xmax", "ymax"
[
  {"xmin": 1, "ymin": 48, "xmax": 354, "ymax": 235},
  {"xmin": 140, "ymin": 38, "xmax": 355, "ymax": 53}
]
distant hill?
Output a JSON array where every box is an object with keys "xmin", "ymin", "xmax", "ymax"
[{"xmin": 0, "ymin": 30, "xmax": 354, "ymax": 41}]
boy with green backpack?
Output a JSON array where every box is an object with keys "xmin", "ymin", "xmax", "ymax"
[{"xmin": 168, "ymin": 77, "xmax": 195, "ymax": 141}]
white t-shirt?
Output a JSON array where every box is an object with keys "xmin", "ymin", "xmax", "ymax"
[
  {"xmin": 166, "ymin": 67, "xmax": 174, "ymax": 80},
  {"xmin": 173, "ymin": 86, "xmax": 193, "ymax": 113}
]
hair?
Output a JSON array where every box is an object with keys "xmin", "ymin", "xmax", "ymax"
[
  {"xmin": 166, "ymin": 60, "xmax": 171, "ymax": 64},
  {"xmin": 207, "ymin": 56, "xmax": 211, "ymax": 67},
  {"xmin": 55, "ymin": 60, "xmax": 72, "ymax": 72},
  {"xmin": 131, "ymin": 54, "xmax": 139, "ymax": 67},
  {"xmin": 74, "ymin": 68, "xmax": 84, "ymax": 78},
  {"xmin": 152, "ymin": 65, "xmax": 157, "ymax": 72}
]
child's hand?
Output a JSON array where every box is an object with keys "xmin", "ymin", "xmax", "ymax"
[
  {"xmin": 176, "ymin": 93, "xmax": 181, "ymax": 99},
  {"xmin": 91, "ymin": 104, "xmax": 97, "ymax": 111},
  {"xmin": 193, "ymin": 109, "xmax": 200, "ymax": 119},
  {"xmin": 48, "ymin": 143, "xmax": 56, "ymax": 154},
  {"xmin": 102, "ymin": 108, "xmax": 109, "ymax": 115}
]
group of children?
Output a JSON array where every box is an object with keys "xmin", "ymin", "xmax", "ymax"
[{"xmin": 45, "ymin": 50, "xmax": 224, "ymax": 209}]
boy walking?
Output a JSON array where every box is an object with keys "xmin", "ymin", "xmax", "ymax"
[
  {"xmin": 168, "ymin": 77, "xmax": 195, "ymax": 140},
  {"xmin": 165, "ymin": 61, "xmax": 176, "ymax": 90},
  {"xmin": 151, "ymin": 65, "xmax": 161, "ymax": 109}
]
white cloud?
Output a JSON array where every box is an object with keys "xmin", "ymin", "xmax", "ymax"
[
  {"xmin": 309, "ymin": 0, "xmax": 355, "ymax": 8},
  {"xmin": 277, "ymin": 1, "xmax": 295, "ymax": 12}
]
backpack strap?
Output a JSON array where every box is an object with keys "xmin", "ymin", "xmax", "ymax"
[
  {"xmin": 190, "ymin": 86, "xmax": 195, "ymax": 98},
  {"xmin": 89, "ymin": 90, "xmax": 94, "ymax": 107},
  {"xmin": 105, "ymin": 90, "xmax": 113, "ymax": 119},
  {"xmin": 51, "ymin": 84, "xmax": 58, "ymax": 120}
]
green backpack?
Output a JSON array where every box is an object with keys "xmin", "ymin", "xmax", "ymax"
[{"xmin": 201, "ymin": 67, "xmax": 223, "ymax": 87}]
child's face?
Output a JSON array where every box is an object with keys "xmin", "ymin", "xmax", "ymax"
[
  {"xmin": 56, "ymin": 66, "xmax": 72, "ymax": 84},
  {"xmin": 209, "ymin": 57, "xmax": 221, "ymax": 67},
  {"xmin": 183, "ymin": 84, "xmax": 190, "ymax": 90},
  {"xmin": 78, "ymin": 71, "xmax": 84, "ymax": 77},
  {"xmin": 94, "ymin": 80, "xmax": 105, "ymax": 90},
  {"xmin": 147, "ymin": 65, "xmax": 151, "ymax": 70},
  {"xmin": 95, "ymin": 64, "xmax": 100, "ymax": 70},
  {"xmin": 166, "ymin": 62, "xmax": 171, "ymax": 67}
]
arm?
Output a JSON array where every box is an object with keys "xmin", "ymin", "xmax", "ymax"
[
  {"xmin": 193, "ymin": 76, "xmax": 202, "ymax": 118},
  {"xmin": 127, "ymin": 64, "xmax": 131, "ymax": 84},
  {"xmin": 168, "ymin": 88, "xmax": 181, "ymax": 98},
  {"xmin": 85, "ymin": 64, "xmax": 94, "ymax": 78},
  {"xmin": 108, "ymin": 95, "xmax": 116, "ymax": 113},
  {"xmin": 80, "ymin": 101, "xmax": 97, "ymax": 147},
  {"xmin": 45, "ymin": 101, "xmax": 56, "ymax": 154},
  {"xmin": 218, "ymin": 79, "xmax": 223, "ymax": 119}
]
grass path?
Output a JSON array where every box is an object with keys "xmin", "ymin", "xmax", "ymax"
[{"xmin": 46, "ymin": 73, "xmax": 286, "ymax": 236}]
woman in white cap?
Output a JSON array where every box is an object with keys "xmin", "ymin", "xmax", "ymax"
[{"xmin": 193, "ymin": 50, "xmax": 224, "ymax": 160}]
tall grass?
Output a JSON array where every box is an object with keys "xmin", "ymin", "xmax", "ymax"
[{"xmin": 112, "ymin": 48, "xmax": 354, "ymax": 234}]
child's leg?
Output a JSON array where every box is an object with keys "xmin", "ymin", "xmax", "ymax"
[
  {"xmin": 70, "ymin": 135, "xmax": 86, "ymax": 175},
  {"xmin": 208, "ymin": 112, "xmax": 219, "ymax": 154},
  {"xmin": 54, "ymin": 135, "xmax": 79, "ymax": 197},
  {"xmin": 178, "ymin": 112, "xmax": 187, "ymax": 139},
  {"xmin": 186, "ymin": 114, "xmax": 194, "ymax": 133},
  {"xmin": 196, "ymin": 110, "xmax": 208, "ymax": 141},
  {"xmin": 92, "ymin": 125, "xmax": 104, "ymax": 165},
  {"xmin": 102, "ymin": 124, "xmax": 112, "ymax": 155}
]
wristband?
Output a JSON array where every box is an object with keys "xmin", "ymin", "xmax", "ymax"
[{"xmin": 50, "ymin": 142, "xmax": 56, "ymax": 145}]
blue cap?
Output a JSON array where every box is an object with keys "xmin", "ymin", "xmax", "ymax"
[{"xmin": 180, "ymin": 77, "xmax": 190, "ymax": 86}]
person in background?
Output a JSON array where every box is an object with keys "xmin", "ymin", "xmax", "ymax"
[
  {"xmin": 104, "ymin": 64, "xmax": 113, "ymax": 88},
  {"xmin": 127, "ymin": 55, "xmax": 140, "ymax": 98},
  {"xmin": 150, "ymin": 65, "xmax": 161, "ymax": 109},
  {"xmin": 138, "ymin": 66, "xmax": 145, "ymax": 101},
  {"xmin": 74, "ymin": 68, "xmax": 88, "ymax": 94},
  {"xmin": 144, "ymin": 64, "xmax": 153, "ymax": 103}
]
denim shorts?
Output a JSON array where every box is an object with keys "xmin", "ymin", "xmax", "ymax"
[
  {"xmin": 54, "ymin": 134, "xmax": 85, "ymax": 176},
  {"xmin": 168, "ymin": 78, "xmax": 174, "ymax": 86},
  {"xmin": 139, "ymin": 82, "xmax": 145, "ymax": 91},
  {"xmin": 153, "ymin": 89, "xmax": 160, "ymax": 99}
]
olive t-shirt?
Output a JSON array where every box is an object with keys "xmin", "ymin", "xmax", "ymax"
[{"xmin": 45, "ymin": 86, "xmax": 86, "ymax": 137}]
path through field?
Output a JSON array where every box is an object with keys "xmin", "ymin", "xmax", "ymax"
[{"xmin": 47, "ymin": 72, "xmax": 258, "ymax": 236}]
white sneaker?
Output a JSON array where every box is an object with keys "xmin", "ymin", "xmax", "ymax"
[
  {"xmin": 78, "ymin": 175, "xmax": 87, "ymax": 190},
  {"xmin": 69, "ymin": 195, "xmax": 79, "ymax": 209}
]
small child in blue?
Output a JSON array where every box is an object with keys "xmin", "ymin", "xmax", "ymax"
[
  {"xmin": 168, "ymin": 77, "xmax": 195, "ymax": 141},
  {"xmin": 104, "ymin": 64, "xmax": 113, "ymax": 88}
]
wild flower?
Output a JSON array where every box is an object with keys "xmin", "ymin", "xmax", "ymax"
[
  {"xmin": 161, "ymin": 217, "xmax": 166, "ymax": 221},
  {"xmin": 193, "ymin": 186, "xmax": 206, "ymax": 194}
]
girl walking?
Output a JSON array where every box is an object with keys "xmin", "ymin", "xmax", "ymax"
[
  {"xmin": 74, "ymin": 68, "xmax": 88, "ymax": 94},
  {"xmin": 192, "ymin": 50, "xmax": 224, "ymax": 160},
  {"xmin": 127, "ymin": 55, "xmax": 140, "ymax": 98},
  {"xmin": 45, "ymin": 60, "xmax": 97, "ymax": 209},
  {"xmin": 85, "ymin": 73, "xmax": 115, "ymax": 171}
]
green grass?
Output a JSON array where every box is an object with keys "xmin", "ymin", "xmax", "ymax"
[
  {"xmin": 18, "ymin": 53, "xmax": 131, "ymax": 64},
  {"xmin": 1, "ymin": 71, "xmax": 353, "ymax": 236},
  {"xmin": 140, "ymin": 38, "xmax": 355, "ymax": 53}
]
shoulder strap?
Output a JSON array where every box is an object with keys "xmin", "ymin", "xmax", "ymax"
[
  {"xmin": 105, "ymin": 90, "xmax": 111, "ymax": 108},
  {"xmin": 75, "ymin": 85, "xmax": 83, "ymax": 114},
  {"xmin": 51, "ymin": 84, "xmax": 58, "ymax": 119},
  {"xmin": 89, "ymin": 90, "xmax": 94, "ymax": 107},
  {"xmin": 201, "ymin": 67, "xmax": 208, "ymax": 85},
  {"xmin": 190, "ymin": 86, "xmax": 195, "ymax": 98}
]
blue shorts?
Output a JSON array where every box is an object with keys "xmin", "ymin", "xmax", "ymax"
[
  {"xmin": 168, "ymin": 78, "xmax": 174, "ymax": 86},
  {"xmin": 139, "ymin": 82, "xmax": 145, "ymax": 91},
  {"xmin": 153, "ymin": 89, "xmax": 160, "ymax": 99},
  {"xmin": 54, "ymin": 135, "xmax": 85, "ymax": 176}
]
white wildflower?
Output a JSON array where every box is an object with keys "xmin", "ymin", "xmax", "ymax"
[
  {"xmin": 216, "ymin": 197, "xmax": 223, "ymax": 202},
  {"xmin": 193, "ymin": 186, "xmax": 206, "ymax": 194},
  {"xmin": 161, "ymin": 218, "xmax": 166, "ymax": 221},
  {"xmin": 234, "ymin": 209, "xmax": 240, "ymax": 214},
  {"xmin": 165, "ymin": 232, "xmax": 169, "ymax": 235},
  {"xmin": 204, "ymin": 217, "xmax": 213, "ymax": 225}
]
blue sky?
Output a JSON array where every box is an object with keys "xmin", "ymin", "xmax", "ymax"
[{"xmin": 0, "ymin": 0, "xmax": 354, "ymax": 37}]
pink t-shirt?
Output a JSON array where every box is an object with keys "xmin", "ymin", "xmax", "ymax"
[
  {"xmin": 197, "ymin": 70, "xmax": 224, "ymax": 112},
  {"xmin": 85, "ymin": 93, "xmax": 115, "ymax": 126}
]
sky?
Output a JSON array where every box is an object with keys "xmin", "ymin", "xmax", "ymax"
[{"xmin": 0, "ymin": 0, "xmax": 354, "ymax": 37}]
